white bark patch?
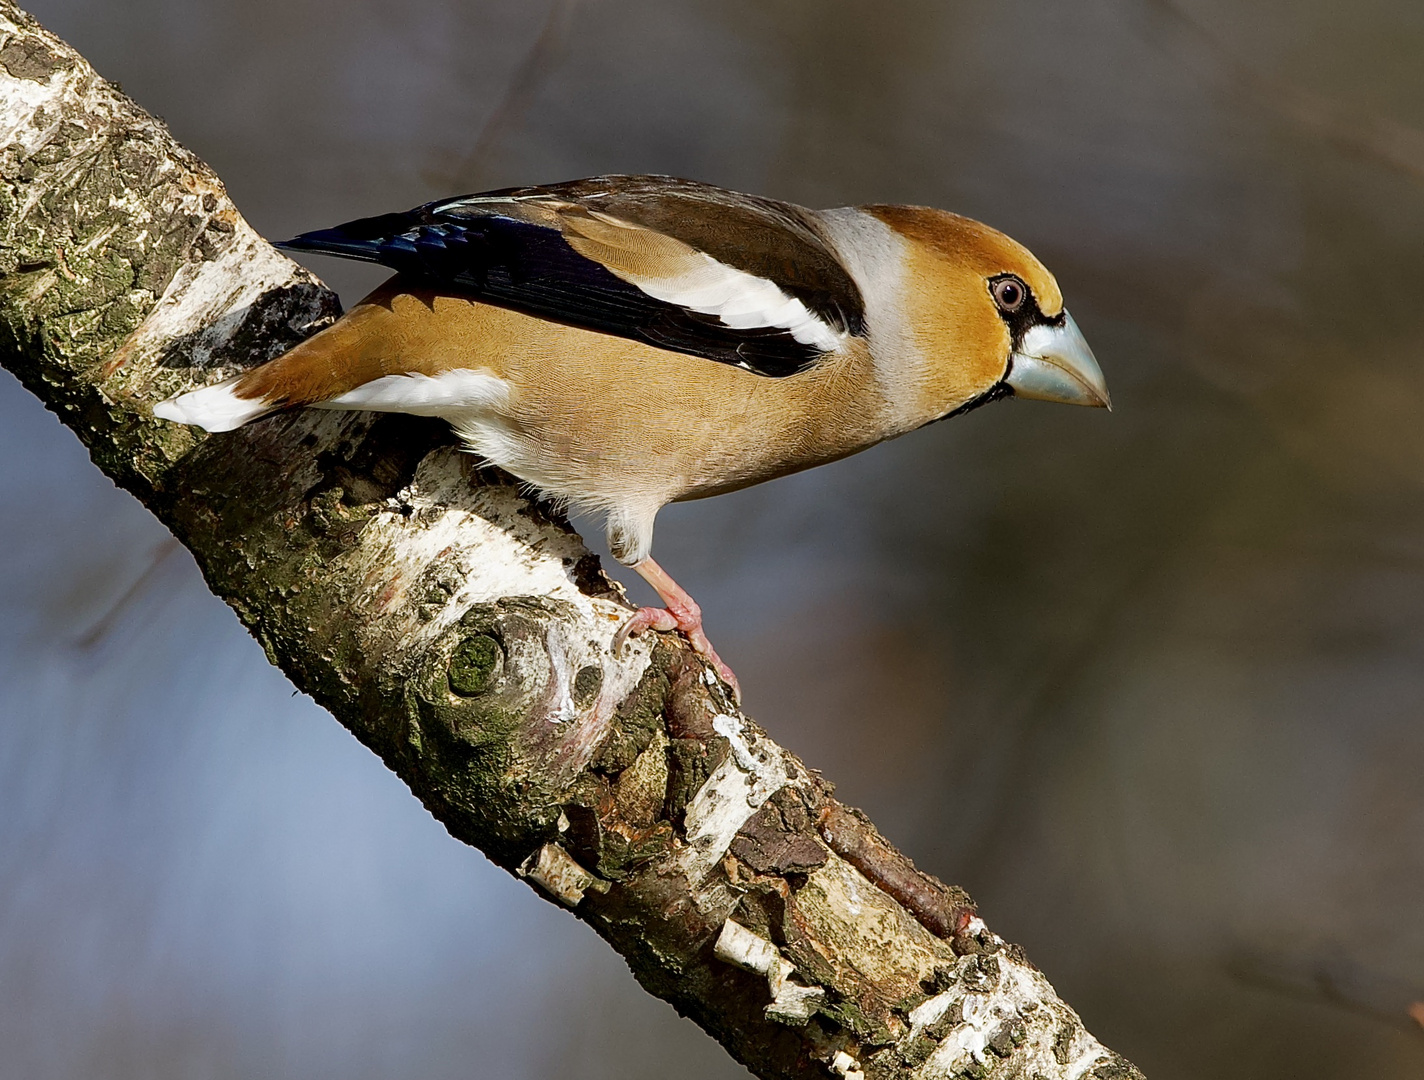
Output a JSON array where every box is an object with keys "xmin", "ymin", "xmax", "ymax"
[
  {"xmin": 766, "ymin": 982, "xmax": 827, "ymax": 1027},
  {"xmin": 366, "ymin": 457, "xmax": 631, "ymax": 615},
  {"xmin": 713, "ymin": 920, "xmax": 825, "ymax": 1026},
  {"xmin": 912, "ymin": 930, "xmax": 1115, "ymax": 1080},
  {"xmin": 0, "ymin": 12, "xmax": 94, "ymax": 156},
  {"xmin": 0, "ymin": 46, "xmax": 87, "ymax": 151},
  {"xmin": 714, "ymin": 919, "xmax": 789, "ymax": 982},
  {"xmin": 907, "ymin": 990, "xmax": 956, "ymax": 1037},
  {"xmin": 128, "ymin": 219, "xmax": 310, "ymax": 377},
  {"xmin": 543, "ymin": 628, "xmax": 580, "ymax": 724},
  {"xmin": 921, "ymin": 991, "xmax": 1002, "ymax": 1077},
  {"xmin": 344, "ymin": 451, "xmax": 595, "ymax": 646},
  {"xmin": 676, "ymin": 713, "xmax": 790, "ymax": 884},
  {"xmin": 519, "ymin": 843, "xmax": 605, "ymax": 907}
]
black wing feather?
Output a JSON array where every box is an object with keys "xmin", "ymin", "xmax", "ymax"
[{"xmin": 277, "ymin": 199, "xmax": 827, "ymax": 378}]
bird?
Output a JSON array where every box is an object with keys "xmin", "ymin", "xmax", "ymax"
[{"xmin": 154, "ymin": 174, "xmax": 1109, "ymax": 701}]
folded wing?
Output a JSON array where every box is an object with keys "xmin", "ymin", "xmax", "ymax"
[{"xmin": 276, "ymin": 174, "xmax": 865, "ymax": 378}]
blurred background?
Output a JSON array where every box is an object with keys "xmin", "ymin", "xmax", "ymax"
[{"xmin": 3, "ymin": 0, "xmax": 1423, "ymax": 1076}]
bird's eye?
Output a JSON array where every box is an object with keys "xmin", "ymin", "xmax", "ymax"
[{"xmin": 991, "ymin": 277, "xmax": 1026, "ymax": 313}]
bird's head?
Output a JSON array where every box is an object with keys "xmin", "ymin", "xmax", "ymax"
[{"xmin": 864, "ymin": 204, "xmax": 1109, "ymax": 420}]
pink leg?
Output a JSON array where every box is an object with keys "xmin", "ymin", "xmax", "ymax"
[{"xmin": 613, "ymin": 557, "xmax": 740, "ymax": 702}]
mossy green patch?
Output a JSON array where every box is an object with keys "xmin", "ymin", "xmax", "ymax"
[{"xmin": 449, "ymin": 633, "xmax": 502, "ymax": 697}]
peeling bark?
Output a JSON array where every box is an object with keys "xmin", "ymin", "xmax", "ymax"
[{"xmin": 0, "ymin": 5, "xmax": 1144, "ymax": 1078}]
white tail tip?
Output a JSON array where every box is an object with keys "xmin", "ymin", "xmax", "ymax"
[{"xmin": 153, "ymin": 377, "xmax": 270, "ymax": 432}]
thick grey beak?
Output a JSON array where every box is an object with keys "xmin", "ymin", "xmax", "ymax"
[{"xmin": 1005, "ymin": 311, "xmax": 1111, "ymax": 410}]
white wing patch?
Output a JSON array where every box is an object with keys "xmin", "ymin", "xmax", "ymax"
[
  {"xmin": 564, "ymin": 208, "xmax": 847, "ymax": 352},
  {"xmin": 314, "ymin": 369, "xmax": 511, "ymax": 417},
  {"xmin": 623, "ymin": 251, "xmax": 845, "ymax": 352}
]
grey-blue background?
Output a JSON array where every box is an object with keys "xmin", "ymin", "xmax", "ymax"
[{"xmin": 3, "ymin": 1, "xmax": 1422, "ymax": 1077}]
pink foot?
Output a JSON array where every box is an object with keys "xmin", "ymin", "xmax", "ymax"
[{"xmin": 614, "ymin": 559, "xmax": 741, "ymax": 703}]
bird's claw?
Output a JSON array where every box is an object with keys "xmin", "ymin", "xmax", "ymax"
[
  {"xmin": 613, "ymin": 605, "xmax": 677, "ymax": 655},
  {"xmin": 615, "ymin": 605, "xmax": 741, "ymax": 704}
]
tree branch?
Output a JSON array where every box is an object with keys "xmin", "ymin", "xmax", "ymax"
[{"xmin": 0, "ymin": 5, "xmax": 1143, "ymax": 1078}]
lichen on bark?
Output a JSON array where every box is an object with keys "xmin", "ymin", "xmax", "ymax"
[{"xmin": 0, "ymin": 4, "xmax": 1143, "ymax": 1078}]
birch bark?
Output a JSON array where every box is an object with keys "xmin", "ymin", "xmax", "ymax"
[{"xmin": 0, "ymin": 5, "xmax": 1143, "ymax": 1078}]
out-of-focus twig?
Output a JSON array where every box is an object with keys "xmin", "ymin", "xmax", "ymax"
[
  {"xmin": 1228, "ymin": 946, "xmax": 1424, "ymax": 1034},
  {"xmin": 1142, "ymin": 0, "xmax": 1424, "ymax": 186},
  {"xmin": 73, "ymin": 538, "xmax": 181, "ymax": 649},
  {"xmin": 429, "ymin": 0, "xmax": 579, "ymax": 192}
]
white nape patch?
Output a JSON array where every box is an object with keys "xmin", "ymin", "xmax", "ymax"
[
  {"xmin": 153, "ymin": 377, "xmax": 269, "ymax": 432},
  {"xmin": 616, "ymin": 252, "xmax": 845, "ymax": 352},
  {"xmin": 313, "ymin": 368, "xmax": 511, "ymax": 417}
]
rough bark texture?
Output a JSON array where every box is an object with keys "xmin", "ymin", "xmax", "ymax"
[{"xmin": 0, "ymin": 6, "xmax": 1143, "ymax": 1078}]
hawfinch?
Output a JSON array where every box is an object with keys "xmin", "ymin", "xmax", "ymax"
[{"xmin": 155, "ymin": 175, "xmax": 1109, "ymax": 699}]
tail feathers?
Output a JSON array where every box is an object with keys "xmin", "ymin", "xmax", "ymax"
[{"xmin": 153, "ymin": 376, "xmax": 274, "ymax": 432}]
